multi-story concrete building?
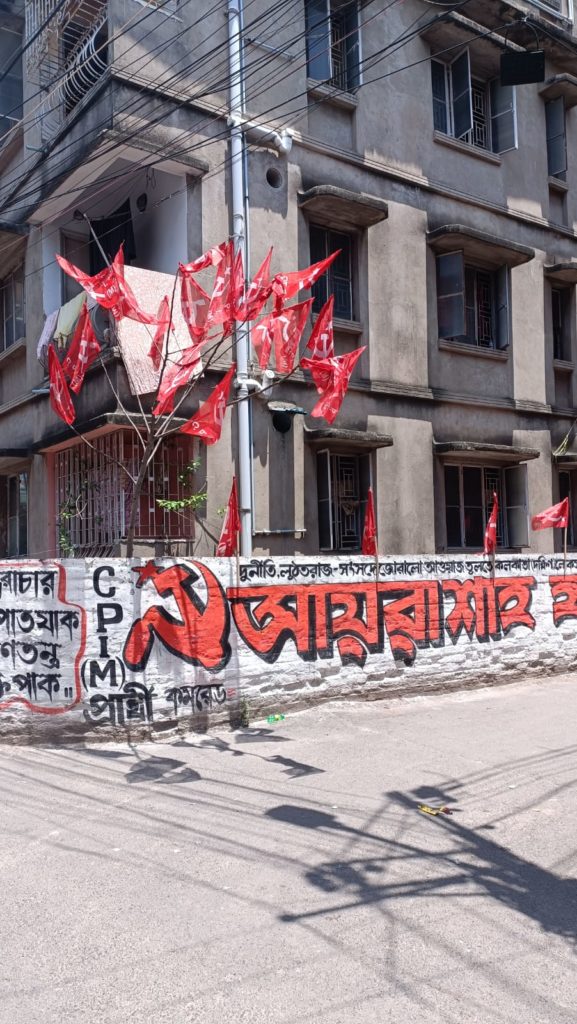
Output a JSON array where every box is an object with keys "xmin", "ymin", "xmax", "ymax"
[{"xmin": 0, "ymin": 0, "xmax": 576, "ymax": 559}]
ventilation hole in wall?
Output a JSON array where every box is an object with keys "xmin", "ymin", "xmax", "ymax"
[
  {"xmin": 266, "ymin": 166, "xmax": 283, "ymax": 189},
  {"xmin": 272, "ymin": 411, "xmax": 293, "ymax": 434}
]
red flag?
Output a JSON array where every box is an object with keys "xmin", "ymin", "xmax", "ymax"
[
  {"xmin": 306, "ymin": 296, "xmax": 334, "ymax": 360},
  {"xmin": 483, "ymin": 492, "xmax": 499, "ymax": 556},
  {"xmin": 531, "ymin": 497, "xmax": 569, "ymax": 531},
  {"xmin": 152, "ymin": 360, "xmax": 201, "ymax": 417},
  {"xmin": 61, "ymin": 302, "xmax": 101, "ymax": 394},
  {"xmin": 179, "ymin": 243, "xmax": 228, "ymax": 275},
  {"xmin": 148, "ymin": 295, "xmax": 173, "ymax": 371},
  {"xmin": 362, "ymin": 487, "xmax": 377, "ymax": 556},
  {"xmin": 252, "ymin": 315, "xmax": 273, "ymax": 370},
  {"xmin": 180, "ymin": 272, "xmax": 210, "ymax": 342},
  {"xmin": 273, "ymin": 299, "xmax": 313, "ymax": 373},
  {"xmin": 48, "ymin": 344, "xmax": 75, "ymax": 425},
  {"xmin": 301, "ymin": 347, "xmax": 365, "ymax": 424},
  {"xmin": 271, "ymin": 250, "xmax": 340, "ymax": 311},
  {"xmin": 206, "ymin": 240, "xmax": 235, "ymax": 333},
  {"xmin": 216, "ymin": 477, "xmax": 241, "ymax": 556},
  {"xmin": 179, "ymin": 364, "xmax": 236, "ymax": 444},
  {"xmin": 235, "ymin": 247, "xmax": 273, "ymax": 321},
  {"xmin": 231, "ymin": 248, "xmax": 245, "ymax": 313},
  {"xmin": 56, "ymin": 244, "xmax": 156, "ymax": 324}
]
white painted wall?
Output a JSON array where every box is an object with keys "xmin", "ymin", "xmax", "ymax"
[{"xmin": 0, "ymin": 554, "xmax": 575, "ymax": 742}]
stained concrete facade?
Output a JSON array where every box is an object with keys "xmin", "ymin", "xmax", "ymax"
[{"xmin": 0, "ymin": 0, "xmax": 577, "ymax": 558}]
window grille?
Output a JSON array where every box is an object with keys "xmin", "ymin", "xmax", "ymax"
[
  {"xmin": 444, "ymin": 464, "xmax": 528, "ymax": 550},
  {"xmin": 54, "ymin": 431, "xmax": 197, "ymax": 556},
  {"xmin": 310, "ymin": 225, "xmax": 354, "ymax": 321},
  {"xmin": 317, "ymin": 450, "xmax": 371, "ymax": 551},
  {"xmin": 1, "ymin": 266, "xmax": 25, "ymax": 351}
]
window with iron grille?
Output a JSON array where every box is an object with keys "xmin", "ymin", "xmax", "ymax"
[
  {"xmin": 431, "ymin": 50, "xmax": 517, "ymax": 155},
  {"xmin": 317, "ymin": 450, "xmax": 371, "ymax": 551},
  {"xmin": 54, "ymin": 431, "xmax": 198, "ymax": 556},
  {"xmin": 444, "ymin": 463, "xmax": 528, "ymax": 550},
  {"xmin": 436, "ymin": 252, "xmax": 510, "ymax": 350},
  {"xmin": 0, "ymin": 26, "xmax": 22, "ymax": 140},
  {"xmin": 1, "ymin": 265, "xmax": 25, "ymax": 351},
  {"xmin": 305, "ymin": 0, "xmax": 360, "ymax": 93},
  {"xmin": 552, "ymin": 286, "xmax": 571, "ymax": 361},
  {"xmin": 310, "ymin": 224, "xmax": 354, "ymax": 321}
]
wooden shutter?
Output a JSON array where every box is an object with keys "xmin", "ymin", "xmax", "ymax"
[
  {"xmin": 305, "ymin": 0, "xmax": 331, "ymax": 81},
  {"xmin": 495, "ymin": 265, "xmax": 510, "ymax": 350},
  {"xmin": 431, "ymin": 60, "xmax": 448, "ymax": 133},
  {"xmin": 317, "ymin": 449, "xmax": 334, "ymax": 550},
  {"xmin": 546, "ymin": 97, "xmax": 567, "ymax": 178},
  {"xmin": 490, "ymin": 81, "xmax": 517, "ymax": 153},
  {"xmin": 505, "ymin": 464, "xmax": 529, "ymax": 548},
  {"xmin": 436, "ymin": 251, "xmax": 466, "ymax": 339},
  {"xmin": 450, "ymin": 49, "xmax": 472, "ymax": 140}
]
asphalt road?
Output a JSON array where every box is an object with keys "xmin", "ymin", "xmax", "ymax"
[{"xmin": 1, "ymin": 675, "xmax": 577, "ymax": 1024}]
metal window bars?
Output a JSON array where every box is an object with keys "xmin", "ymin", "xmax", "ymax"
[
  {"xmin": 25, "ymin": 0, "xmax": 109, "ymax": 141},
  {"xmin": 55, "ymin": 431, "xmax": 197, "ymax": 557}
]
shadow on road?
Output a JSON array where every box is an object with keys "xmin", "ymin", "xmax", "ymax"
[{"xmin": 267, "ymin": 781, "xmax": 577, "ymax": 947}]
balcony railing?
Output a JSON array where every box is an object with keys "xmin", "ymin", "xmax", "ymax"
[
  {"xmin": 528, "ymin": 0, "xmax": 573, "ymax": 20},
  {"xmin": 25, "ymin": 1, "xmax": 108, "ymax": 140}
]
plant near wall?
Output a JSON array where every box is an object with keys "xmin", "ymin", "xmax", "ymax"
[{"xmin": 45, "ymin": 239, "xmax": 364, "ymax": 556}]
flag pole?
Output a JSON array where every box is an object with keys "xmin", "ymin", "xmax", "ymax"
[{"xmin": 564, "ymin": 524, "xmax": 567, "ymax": 576}]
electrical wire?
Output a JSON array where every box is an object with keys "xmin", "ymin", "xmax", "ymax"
[
  {"xmin": 0, "ymin": 0, "xmax": 307, "ymax": 209},
  {"xmin": 0, "ymin": 0, "xmax": 480, "ymax": 283},
  {"xmin": 0, "ymin": 0, "xmax": 415, "ymax": 223}
]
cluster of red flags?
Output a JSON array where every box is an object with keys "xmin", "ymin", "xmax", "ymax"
[
  {"xmin": 48, "ymin": 299, "xmax": 102, "ymax": 425},
  {"xmin": 52, "ymin": 239, "xmax": 359, "ymax": 440}
]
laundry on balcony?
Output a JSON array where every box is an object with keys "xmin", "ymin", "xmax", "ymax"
[
  {"xmin": 36, "ymin": 309, "xmax": 58, "ymax": 366},
  {"xmin": 54, "ymin": 292, "xmax": 86, "ymax": 345}
]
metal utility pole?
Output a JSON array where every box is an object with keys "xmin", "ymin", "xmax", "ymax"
[{"xmin": 227, "ymin": 0, "xmax": 252, "ymax": 558}]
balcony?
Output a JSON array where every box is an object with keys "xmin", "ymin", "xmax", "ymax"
[{"xmin": 24, "ymin": 0, "xmax": 108, "ymax": 142}]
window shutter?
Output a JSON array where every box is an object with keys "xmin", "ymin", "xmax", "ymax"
[
  {"xmin": 343, "ymin": 1, "xmax": 360, "ymax": 91},
  {"xmin": 305, "ymin": 0, "xmax": 331, "ymax": 82},
  {"xmin": 505, "ymin": 464, "xmax": 529, "ymax": 548},
  {"xmin": 450, "ymin": 49, "xmax": 472, "ymax": 140},
  {"xmin": 431, "ymin": 60, "xmax": 448, "ymax": 133},
  {"xmin": 317, "ymin": 449, "xmax": 334, "ymax": 550},
  {"xmin": 495, "ymin": 265, "xmax": 510, "ymax": 350},
  {"xmin": 490, "ymin": 81, "xmax": 517, "ymax": 154},
  {"xmin": 545, "ymin": 97, "xmax": 567, "ymax": 178},
  {"xmin": 436, "ymin": 251, "xmax": 466, "ymax": 339}
]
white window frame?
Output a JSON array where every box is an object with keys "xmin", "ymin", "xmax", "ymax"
[
  {"xmin": 528, "ymin": 0, "xmax": 573, "ymax": 24},
  {"xmin": 305, "ymin": 0, "xmax": 362, "ymax": 92},
  {"xmin": 431, "ymin": 49, "xmax": 518, "ymax": 154},
  {"xmin": 444, "ymin": 463, "xmax": 529, "ymax": 551},
  {"xmin": 317, "ymin": 449, "xmax": 373, "ymax": 552}
]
